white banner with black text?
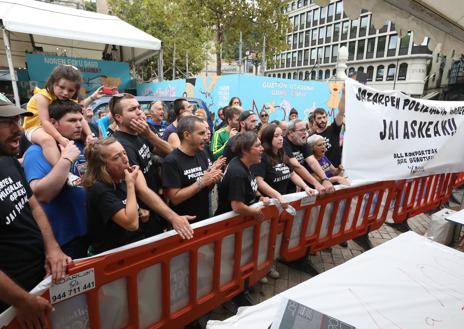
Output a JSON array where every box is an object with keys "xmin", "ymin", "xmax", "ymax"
[{"xmin": 343, "ymin": 78, "xmax": 464, "ymax": 183}]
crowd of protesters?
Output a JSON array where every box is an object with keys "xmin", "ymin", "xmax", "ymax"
[{"xmin": 0, "ymin": 64, "xmax": 348, "ymax": 327}]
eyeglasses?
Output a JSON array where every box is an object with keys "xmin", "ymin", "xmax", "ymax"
[
  {"xmin": 108, "ymin": 93, "xmax": 131, "ymax": 112},
  {"xmin": 295, "ymin": 128, "xmax": 308, "ymax": 133},
  {"xmin": 261, "ymin": 113, "xmax": 269, "ymax": 117}
]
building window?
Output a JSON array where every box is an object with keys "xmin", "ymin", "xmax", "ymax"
[
  {"xmin": 292, "ymin": 52, "xmax": 297, "ymax": 66},
  {"xmin": 332, "ymin": 44, "xmax": 338, "ymax": 62},
  {"xmin": 277, "ymin": 73, "xmax": 281, "ymax": 78},
  {"xmin": 326, "ymin": 24, "xmax": 333, "ymax": 40},
  {"xmin": 312, "ymin": 29, "xmax": 318, "ymax": 45},
  {"xmin": 311, "ymin": 70, "xmax": 316, "ymax": 80},
  {"xmin": 335, "ymin": 1, "xmax": 343, "ymax": 19},
  {"xmin": 358, "ymin": 66, "xmax": 364, "ymax": 73},
  {"xmin": 341, "ymin": 21, "xmax": 349, "ymax": 40},
  {"xmin": 300, "ymin": 13, "xmax": 306, "ymax": 29},
  {"xmin": 293, "ymin": 33, "xmax": 298, "ymax": 49},
  {"xmin": 319, "ymin": 26, "xmax": 326, "ymax": 41},
  {"xmin": 293, "ymin": 72, "xmax": 297, "ymax": 79},
  {"xmin": 350, "ymin": 19, "xmax": 359, "ymax": 39},
  {"xmin": 367, "ymin": 66, "xmax": 374, "ymax": 81},
  {"xmin": 299, "ymin": 71, "xmax": 303, "ymax": 80},
  {"xmin": 399, "ymin": 32, "xmax": 411, "ymax": 55},
  {"xmin": 357, "ymin": 39, "xmax": 365, "ymax": 60},
  {"xmin": 297, "ymin": 51, "xmax": 303, "ymax": 66},
  {"xmin": 305, "ymin": 71, "xmax": 310, "ymax": 80},
  {"xmin": 324, "ymin": 45, "xmax": 330, "ymax": 63},
  {"xmin": 310, "ymin": 48, "xmax": 317, "ymax": 64},
  {"xmin": 328, "ymin": 3, "xmax": 335, "ymax": 22},
  {"xmin": 387, "ymin": 34, "xmax": 397, "ymax": 56},
  {"xmin": 318, "ymin": 69, "xmax": 323, "ymax": 80},
  {"xmin": 313, "ymin": 8, "xmax": 319, "ymax": 25},
  {"xmin": 332, "ymin": 68, "xmax": 336, "ymax": 76},
  {"xmin": 359, "ymin": 16, "xmax": 368, "ymax": 37},
  {"xmin": 306, "ymin": 10, "xmax": 312, "ymax": 27},
  {"xmin": 299, "ymin": 32, "xmax": 304, "ymax": 48},
  {"xmin": 333, "ymin": 22, "xmax": 340, "ymax": 41},
  {"xmin": 377, "ymin": 36, "xmax": 386, "ymax": 58},
  {"xmin": 376, "ymin": 65, "xmax": 385, "ymax": 81},
  {"xmin": 317, "ymin": 47, "xmax": 323, "ymax": 63},
  {"xmin": 366, "ymin": 38, "xmax": 375, "ymax": 59},
  {"xmin": 294, "ymin": 14, "xmax": 300, "ymax": 30},
  {"xmin": 398, "ymin": 63, "xmax": 408, "ymax": 80},
  {"xmin": 320, "ymin": 6, "xmax": 327, "ymax": 24},
  {"xmin": 386, "ymin": 64, "xmax": 396, "ymax": 81},
  {"xmin": 325, "ymin": 69, "xmax": 331, "ymax": 79},
  {"xmin": 304, "ymin": 49, "xmax": 309, "ymax": 65},
  {"xmin": 348, "ymin": 67, "xmax": 355, "ymax": 76},
  {"xmin": 304, "ymin": 31, "xmax": 310, "ymax": 47},
  {"xmin": 348, "ymin": 41, "xmax": 356, "ymax": 60}
]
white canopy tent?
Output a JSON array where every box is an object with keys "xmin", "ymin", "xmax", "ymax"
[
  {"xmin": 315, "ymin": 0, "xmax": 464, "ymax": 56},
  {"xmin": 0, "ymin": 0, "xmax": 162, "ymax": 105}
]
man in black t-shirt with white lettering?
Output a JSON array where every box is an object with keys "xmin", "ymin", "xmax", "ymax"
[
  {"xmin": 162, "ymin": 116, "xmax": 224, "ymax": 221},
  {"xmin": 283, "ymin": 119, "xmax": 334, "ymax": 194},
  {"xmin": 110, "ymin": 93, "xmax": 173, "ymax": 233},
  {"xmin": 0, "ymin": 98, "xmax": 70, "ymax": 323}
]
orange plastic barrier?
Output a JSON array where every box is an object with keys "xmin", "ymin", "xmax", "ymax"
[
  {"xmin": 3, "ymin": 173, "xmax": 463, "ymax": 329},
  {"xmin": 278, "ymin": 181, "xmax": 397, "ymax": 261},
  {"xmin": 3, "ymin": 206, "xmax": 279, "ymax": 329},
  {"xmin": 454, "ymin": 172, "xmax": 464, "ymax": 189},
  {"xmin": 392, "ymin": 173, "xmax": 455, "ymax": 222}
]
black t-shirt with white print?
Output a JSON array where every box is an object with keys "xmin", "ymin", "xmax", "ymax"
[
  {"xmin": 0, "ymin": 157, "xmax": 45, "ymax": 312},
  {"xmin": 251, "ymin": 153, "xmax": 293, "ymax": 195},
  {"xmin": 162, "ymin": 148, "xmax": 211, "ymax": 222},
  {"xmin": 216, "ymin": 157, "xmax": 258, "ymax": 215},
  {"xmin": 283, "ymin": 136, "xmax": 312, "ymax": 167},
  {"xmin": 86, "ymin": 181, "xmax": 146, "ymax": 254}
]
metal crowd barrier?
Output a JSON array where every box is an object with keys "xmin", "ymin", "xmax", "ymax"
[{"xmin": 1, "ymin": 173, "xmax": 463, "ymax": 329}]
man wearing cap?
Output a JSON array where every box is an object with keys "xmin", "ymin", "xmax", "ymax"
[
  {"xmin": 211, "ymin": 106, "xmax": 241, "ymax": 160},
  {"xmin": 0, "ymin": 96, "xmax": 70, "ymax": 325},
  {"xmin": 222, "ymin": 110, "xmax": 258, "ymax": 164}
]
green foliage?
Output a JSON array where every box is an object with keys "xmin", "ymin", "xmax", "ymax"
[
  {"xmin": 108, "ymin": 0, "xmax": 211, "ymax": 79},
  {"xmin": 83, "ymin": 1, "xmax": 96, "ymax": 12},
  {"xmin": 108, "ymin": 0, "xmax": 289, "ymax": 78}
]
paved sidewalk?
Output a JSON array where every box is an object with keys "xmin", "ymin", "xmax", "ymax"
[{"xmin": 207, "ymin": 211, "xmax": 464, "ymax": 323}]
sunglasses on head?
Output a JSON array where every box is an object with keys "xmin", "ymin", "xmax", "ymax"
[{"xmin": 108, "ymin": 93, "xmax": 131, "ymax": 112}]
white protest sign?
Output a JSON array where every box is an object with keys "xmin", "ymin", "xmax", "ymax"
[{"xmin": 343, "ymin": 78, "xmax": 464, "ymax": 183}]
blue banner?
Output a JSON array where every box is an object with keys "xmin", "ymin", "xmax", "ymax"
[
  {"xmin": 137, "ymin": 74, "xmax": 341, "ymax": 123},
  {"xmin": 26, "ymin": 54, "xmax": 131, "ymax": 97}
]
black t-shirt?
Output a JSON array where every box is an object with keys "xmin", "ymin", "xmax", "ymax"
[
  {"xmin": 162, "ymin": 149, "xmax": 211, "ymax": 221},
  {"xmin": 0, "ymin": 157, "xmax": 45, "ymax": 312},
  {"xmin": 216, "ymin": 157, "xmax": 258, "ymax": 215},
  {"xmin": 319, "ymin": 121, "xmax": 342, "ymax": 167},
  {"xmin": 113, "ymin": 131, "xmax": 160, "ymax": 192},
  {"xmin": 251, "ymin": 153, "xmax": 293, "ymax": 195},
  {"xmin": 283, "ymin": 136, "xmax": 312, "ymax": 168},
  {"xmin": 86, "ymin": 181, "xmax": 146, "ymax": 254}
]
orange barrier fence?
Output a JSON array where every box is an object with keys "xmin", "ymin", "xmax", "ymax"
[
  {"xmin": 279, "ymin": 181, "xmax": 397, "ymax": 261},
  {"xmin": 2, "ymin": 173, "xmax": 463, "ymax": 329},
  {"xmin": 3, "ymin": 206, "xmax": 280, "ymax": 329},
  {"xmin": 455, "ymin": 173, "xmax": 464, "ymax": 189},
  {"xmin": 391, "ymin": 173, "xmax": 456, "ymax": 222}
]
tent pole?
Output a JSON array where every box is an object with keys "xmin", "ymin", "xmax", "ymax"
[{"xmin": 1, "ymin": 27, "xmax": 20, "ymax": 106}]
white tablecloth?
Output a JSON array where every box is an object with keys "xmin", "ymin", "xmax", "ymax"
[{"xmin": 207, "ymin": 232, "xmax": 464, "ymax": 329}]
